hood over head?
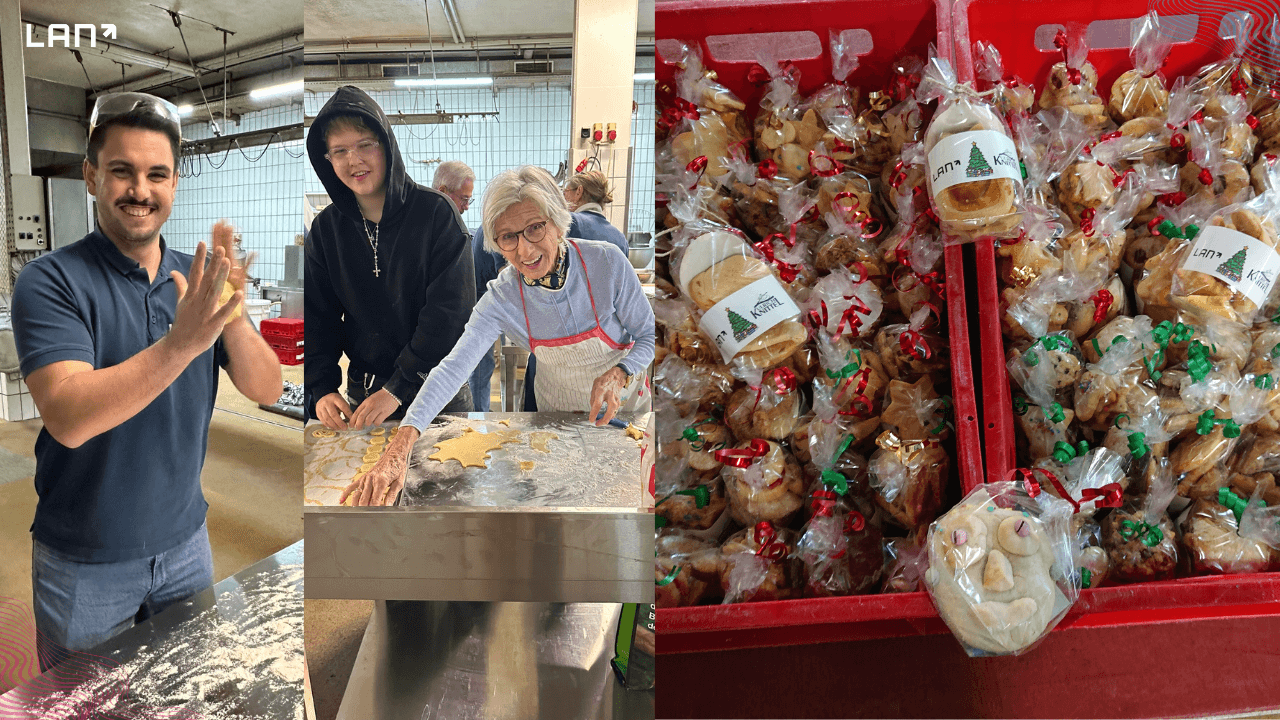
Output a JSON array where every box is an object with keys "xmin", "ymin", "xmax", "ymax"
[{"xmin": 307, "ymin": 85, "xmax": 411, "ymax": 222}]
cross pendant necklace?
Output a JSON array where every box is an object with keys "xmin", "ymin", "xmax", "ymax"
[{"xmin": 360, "ymin": 215, "xmax": 381, "ymax": 277}]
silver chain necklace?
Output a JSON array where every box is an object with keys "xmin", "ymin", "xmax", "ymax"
[{"xmin": 360, "ymin": 215, "xmax": 381, "ymax": 277}]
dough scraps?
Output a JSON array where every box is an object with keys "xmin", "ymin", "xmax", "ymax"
[
  {"xmin": 519, "ymin": 461, "xmax": 535, "ymax": 471},
  {"xmin": 498, "ymin": 419, "xmax": 511, "ymax": 426},
  {"xmin": 528, "ymin": 431, "xmax": 559, "ymax": 453},
  {"xmin": 311, "ymin": 428, "xmax": 336, "ymax": 438},
  {"xmin": 625, "ymin": 424, "xmax": 644, "ymax": 441},
  {"xmin": 428, "ymin": 429, "xmax": 523, "ymax": 468}
]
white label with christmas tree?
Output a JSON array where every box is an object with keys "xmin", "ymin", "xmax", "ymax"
[
  {"xmin": 926, "ymin": 130, "xmax": 1022, "ymax": 195},
  {"xmin": 698, "ymin": 277, "xmax": 801, "ymax": 363},
  {"xmin": 1179, "ymin": 226, "xmax": 1280, "ymax": 308}
]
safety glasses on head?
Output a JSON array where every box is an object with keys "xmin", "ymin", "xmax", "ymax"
[{"xmin": 89, "ymin": 92, "xmax": 182, "ymax": 139}]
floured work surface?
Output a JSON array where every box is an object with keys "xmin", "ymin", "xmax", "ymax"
[
  {"xmin": 399, "ymin": 412, "xmax": 651, "ymax": 509},
  {"xmin": 0, "ymin": 542, "xmax": 304, "ymax": 720},
  {"xmin": 304, "ymin": 421, "xmax": 400, "ymax": 506}
]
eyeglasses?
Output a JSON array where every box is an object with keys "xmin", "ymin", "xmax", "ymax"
[
  {"xmin": 495, "ymin": 221, "xmax": 550, "ymax": 251},
  {"xmin": 325, "ymin": 139, "xmax": 381, "ymax": 163},
  {"xmin": 90, "ymin": 92, "xmax": 182, "ymax": 138}
]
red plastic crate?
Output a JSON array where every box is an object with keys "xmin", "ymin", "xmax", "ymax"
[
  {"xmin": 656, "ymin": 0, "xmax": 979, "ymax": 651},
  {"xmin": 260, "ymin": 317, "xmax": 304, "ymax": 340},
  {"xmin": 944, "ymin": 2, "xmax": 1280, "ymax": 715},
  {"xmin": 273, "ymin": 345, "xmax": 304, "ymax": 366}
]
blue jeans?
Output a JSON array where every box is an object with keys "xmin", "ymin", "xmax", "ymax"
[
  {"xmin": 31, "ymin": 521, "xmax": 214, "ymax": 672},
  {"xmin": 470, "ymin": 343, "xmax": 494, "ymax": 412}
]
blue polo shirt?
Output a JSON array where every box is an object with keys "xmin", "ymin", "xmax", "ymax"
[{"xmin": 12, "ymin": 230, "xmax": 226, "ymax": 562}]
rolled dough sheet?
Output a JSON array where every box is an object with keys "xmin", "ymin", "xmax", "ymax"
[{"xmin": 428, "ymin": 429, "xmax": 523, "ymax": 468}]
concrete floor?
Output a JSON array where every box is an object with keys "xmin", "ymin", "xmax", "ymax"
[{"xmin": 0, "ymin": 364, "xmax": 303, "ymax": 694}]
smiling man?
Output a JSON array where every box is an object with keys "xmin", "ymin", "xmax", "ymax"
[
  {"xmin": 10, "ymin": 92, "xmax": 283, "ymax": 670},
  {"xmin": 305, "ymin": 86, "xmax": 475, "ymax": 430}
]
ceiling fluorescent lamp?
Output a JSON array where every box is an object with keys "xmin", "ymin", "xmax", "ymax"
[
  {"xmin": 177, "ymin": 104, "xmax": 194, "ymax": 116},
  {"xmin": 250, "ymin": 79, "xmax": 304, "ymax": 99},
  {"xmin": 395, "ymin": 77, "xmax": 493, "ymax": 88},
  {"xmin": 633, "ymin": 72, "xmax": 655, "ymax": 82}
]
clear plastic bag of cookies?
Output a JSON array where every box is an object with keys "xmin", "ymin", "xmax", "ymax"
[
  {"xmin": 1073, "ymin": 515, "xmax": 1110, "ymax": 589},
  {"xmin": 882, "ymin": 528, "xmax": 929, "ymax": 593},
  {"xmin": 798, "ymin": 483, "xmax": 884, "ymax": 597},
  {"xmin": 867, "ymin": 375, "xmax": 950, "ymax": 529},
  {"xmin": 809, "ymin": 342, "xmax": 886, "ymax": 452},
  {"xmin": 874, "ymin": 305, "xmax": 950, "ymax": 386},
  {"xmin": 1006, "ymin": 331, "xmax": 1083, "ymax": 413},
  {"xmin": 1168, "ymin": 193, "xmax": 1280, "ymax": 327},
  {"xmin": 1010, "ymin": 107, "xmax": 1089, "ymax": 215},
  {"xmin": 1108, "ymin": 12, "xmax": 1175, "ymax": 125},
  {"xmin": 718, "ymin": 438, "xmax": 807, "ymax": 527},
  {"xmin": 655, "ymin": 457, "xmax": 730, "ymax": 534},
  {"xmin": 1178, "ymin": 483, "xmax": 1280, "ymax": 575},
  {"xmin": 1037, "ymin": 30, "xmax": 1111, "ymax": 133},
  {"xmin": 803, "ymin": 263, "xmax": 884, "ymax": 341},
  {"xmin": 662, "ymin": 44, "xmax": 750, "ymax": 190},
  {"xmin": 656, "ymin": 529, "xmax": 723, "ymax": 608},
  {"xmin": 674, "ymin": 227, "xmax": 807, "ymax": 368},
  {"xmin": 724, "ymin": 365, "xmax": 806, "ymax": 441},
  {"xmin": 753, "ymin": 54, "xmax": 823, "ymax": 183},
  {"xmin": 719, "ymin": 521, "xmax": 805, "ymax": 603},
  {"xmin": 973, "ymin": 40, "xmax": 1034, "ymax": 119},
  {"xmin": 1100, "ymin": 455, "xmax": 1179, "ymax": 583},
  {"xmin": 918, "ymin": 54, "xmax": 1025, "ymax": 241},
  {"xmin": 924, "ymin": 479, "xmax": 1078, "ymax": 656}
]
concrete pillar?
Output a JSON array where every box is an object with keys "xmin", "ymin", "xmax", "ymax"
[
  {"xmin": 570, "ymin": 0, "xmax": 638, "ymax": 235},
  {"xmin": 0, "ymin": 0, "xmax": 31, "ymax": 292}
]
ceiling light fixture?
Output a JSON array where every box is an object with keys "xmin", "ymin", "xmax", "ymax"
[
  {"xmin": 394, "ymin": 76, "xmax": 493, "ymax": 88},
  {"xmin": 249, "ymin": 79, "xmax": 304, "ymax": 99},
  {"xmin": 177, "ymin": 104, "xmax": 195, "ymax": 116}
]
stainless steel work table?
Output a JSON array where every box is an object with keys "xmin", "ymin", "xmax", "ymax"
[
  {"xmin": 304, "ymin": 412, "xmax": 654, "ymax": 603},
  {"xmin": 0, "ymin": 541, "xmax": 303, "ymax": 719},
  {"xmin": 335, "ymin": 601, "xmax": 653, "ymax": 720}
]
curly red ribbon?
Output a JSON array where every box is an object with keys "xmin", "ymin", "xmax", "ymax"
[
  {"xmin": 845, "ymin": 510, "xmax": 866, "ymax": 533},
  {"xmin": 1091, "ymin": 288, "xmax": 1113, "ymax": 324},
  {"xmin": 1012, "ymin": 467, "xmax": 1080, "ymax": 513},
  {"xmin": 831, "ymin": 191, "xmax": 883, "ymax": 239},
  {"xmin": 753, "ymin": 521, "xmax": 789, "ymax": 560},
  {"xmin": 1080, "ymin": 482, "xmax": 1123, "ymax": 508},
  {"xmin": 1079, "ymin": 207, "xmax": 1096, "ymax": 237},
  {"xmin": 758, "ymin": 159, "xmax": 779, "ymax": 178},
  {"xmin": 1198, "ymin": 168, "xmax": 1213, "ymax": 185},
  {"xmin": 1157, "ymin": 191, "xmax": 1186, "ymax": 206},
  {"xmin": 809, "ymin": 151, "xmax": 844, "ymax": 177},
  {"xmin": 685, "ymin": 156, "xmax": 708, "ymax": 189},
  {"xmin": 752, "ymin": 239, "xmax": 802, "ymax": 283},
  {"xmin": 899, "ymin": 328, "xmax": 932, "ymax": 360},
  {"xmin": 811, "ymin": 489, "xmax": 839, "ymax": 517},
  {"xmin": 1052, "ymin": 30, "xmax": 1082, "ymax": 84},
  {"xmin": 714, "ymin": 438, "xmax": 770, "ymax": 468},
  {"xmin": 1147, "ymin": 214, "xmax": 1166, "ymax": 235}
]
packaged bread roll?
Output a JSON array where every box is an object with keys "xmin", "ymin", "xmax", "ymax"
[
  {"xmin": 677, "ymin": 230, "xmax": 806, "ymax": 368},
  {"xmin": 918, "ymin": 55, "xmax": 1023, "ymax": 241}
]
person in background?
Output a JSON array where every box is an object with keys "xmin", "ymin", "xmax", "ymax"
[
  {"xmin": 473, "ymin": 170, "xmax": 632, "ymax": 411},
  {"xmin": 435, "ymin": 159, "xmax": 495, "ymax": 412},
  {"xmin": 11, "ymin": 92, "xmax": 282, "ymax": 670},
  {"xmin": 343, "ymin": 166, "xmax": 654, "ymax": 505},
  {"xmin": 563, "ymin": 170, "xmax": 629, "ymax": 254},
  {"xmin": 433, "ymin": 159, "xmax": 475, "ymax": 216},
  {"xmin": 305, "ymin": 86, "xmax": 475, "ymax": 430}
]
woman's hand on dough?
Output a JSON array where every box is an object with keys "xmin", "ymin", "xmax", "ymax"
[
  {"xmin": 588, "ymin": 366, "xmax": 628, "ymax": 426},
  {"xmin": 341, "ymin": 445, "xmax": 407, "ymax": 506},
  {"xmin": 316, "ymin": 392, "xmax": 353, "ymax": 431}
]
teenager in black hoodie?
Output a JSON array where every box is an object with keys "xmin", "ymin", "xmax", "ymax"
[{"xmin": 305, "ymin": 86, "xmax": 475, "ymax": 428}]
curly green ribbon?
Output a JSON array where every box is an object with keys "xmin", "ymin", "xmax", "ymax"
[
  {"xmin": 1186, "ymin": 341, "xmax": 1213, "ymax": 383},
  {"xmin": 1024, "ymin": 335, "xmax": 1073, "ymax": 367},
  {"xmin": 1142, "ymin": 351, "xmax": 1165, "ymax": 382},
  {"xmin": 1127, "ymin": 431, "xmax": 1149, "ymax": 458},
  {"xmin": 1156, "ymin": 220, "xmax": 1200, "ymax": 240},
  {"xmin": 1271, "ymin": 342, "xmax": 1280, "ymax": 360},
  {"xmin": 1151, "ymin": 320, "xmax": 1194, "ymax": 347},
  {"xmin": 821, "ymin": 469, "xmax": 849, "ymax": 496},
  {"xmin": 1218, "ymin": 487, "xmax": 1249, "ymax": 524},
  {"xmin": 1196, "ymin": 410, "xmax": 1242, "ymax": 438},
  {"xmin": 681, "ymin": 416, "xmax": 719, "ymax": 450},
  {"xmin": 1023, "ymin": 349, "xmax": 1040, "ymax": 367},
  {"xmin": 1257, "ymin": 374, "xmax": 1275, "ymax": 390},
  {"xmin": 1120, "ymin": 518, "xmax": 1164, "ymax": 547},
  {"xmin": 1081, "ymin": 567, "xmax": 1092, "ymax": 589},
  {"xmin": 656, "ymin": 564, "xmax": 681, "ymax": 587},
  {"xmin": 1090, "ymin": 334, "xmax": 1128, "ymax": 358},
  {"xmin": 1052, "ymin": 440, "xmax": 1090, "ymax": 463},
  {"xmin": 826, "ymin": 349, "xmax": 864, "ymax": 380},
  {"xmin": 1045, "ymin": 402, "xmax": 1065, "ymax": 424},
  {"xmin": 1013, "ymin": 396, "xmax": 1030, "ymax": 416}
]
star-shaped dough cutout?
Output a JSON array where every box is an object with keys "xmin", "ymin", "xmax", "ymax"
[{"xmin": 428, "ymin": 429, "xmax": 523, "ymax": 468}]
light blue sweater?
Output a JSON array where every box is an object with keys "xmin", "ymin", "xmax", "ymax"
[{"xmin": 401, "ymin": 238, "xmax": 655, "ymax": 430}]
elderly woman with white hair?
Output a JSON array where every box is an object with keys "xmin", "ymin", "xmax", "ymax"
[{"xmin": 341, "ymin": 165, "xmax": 655, "ymax": 505}]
